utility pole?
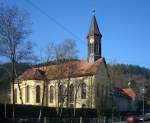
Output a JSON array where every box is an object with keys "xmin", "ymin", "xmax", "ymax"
[{"xmin": 140, "ymin": 85, "xmax": 146, "ymax": 123}]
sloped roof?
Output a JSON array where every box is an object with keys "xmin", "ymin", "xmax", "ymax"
[
  {"xmin": 87, "ymin": 15, "xmax": 102, "ymax": 37},
  {"xmin": 17, "ymin": 68, "xmax": 45, "ymax": 81},
  {"xmin": 112, "ymin": 87, "xmax": 129, "ymax": 98},
  {"xmin": 122, "ymin": 88, "xmax": 136, "ymax": 98},
  {"xmin": 17, "ymin": 58, "xmax": 104, "ymax": 82}
]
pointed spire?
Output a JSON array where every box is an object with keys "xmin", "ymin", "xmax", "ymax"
[{"xmin": 87, "ymin": 10, "xmax": 102, "ymax": 37}]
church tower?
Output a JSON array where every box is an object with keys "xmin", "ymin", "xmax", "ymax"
[{"xmin": 87, "ymin": 12, "xmax": 102, "ymax": 63}]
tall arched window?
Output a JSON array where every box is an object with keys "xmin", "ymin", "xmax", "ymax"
[
  {"xmin": 70, "ymin": 84, "xmax": 74, "ymax": 102},
  {"xmin": 26, "ymin": 85, "xmax": 30, "ymax": 103},
  {"xmin": 95, "ymin": 43, "xmax": 99, "ymax": 54},
  {"xmin": 59, "ymin": 85, "xmax": 64, "ymax": 103},
  {"xmin": 50, "ymin": 85, "xmax": 54, "ymax": 103},
  {"xmin": 97, "ymin": 83, "xmax": 100, "ymax": 97},
  {"xmin": 90, "ymin": 44, "xmax": 94, "ymax": 54},
  {"xmin": 81, "ymin": 83, "xmax": 86, "ymax": 99},
  {"xmin": 14, "ymin": 88, "xmax": 17, "ymax": 103},
  {"xmin": 36, "ymin": 85, "xmax": 40, "ymax": 103}
]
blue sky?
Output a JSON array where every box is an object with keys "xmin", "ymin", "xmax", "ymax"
[{"xmin": 1, "ymin": 0, "xmax": 150, "ymax": 68}]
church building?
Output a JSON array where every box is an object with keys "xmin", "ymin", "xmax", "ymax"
[{"xmin": 11, "ymin": 14, "xmax": 107, "ymax": 108}]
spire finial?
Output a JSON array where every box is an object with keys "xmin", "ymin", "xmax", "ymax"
[{"xmin": 92, "ymin": 9, "xmax": 95, "ymax": 15}]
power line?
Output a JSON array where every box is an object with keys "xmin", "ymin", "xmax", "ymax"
[{"xmin": 25, "ymin": 0, "xmax": 84, "ymax": 43}]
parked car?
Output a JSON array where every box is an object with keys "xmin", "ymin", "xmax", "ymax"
[
  {"xmin": 127, "ymin": 116, "xmax": 140, "ymax": 123},
  {"xmin": 138, "ymin": 113, "xmax": 150, "ymax": 121},
  {"xmin": 127, "ymin": 114, "xmax": 150, "ymax": 123},
  {"xmin": 137, "ymin": 115, "xmax": 144, "ymax": 122},
  {"xmin": 145, "ymin": 113, "xmax": 150, "ymax": 121}
]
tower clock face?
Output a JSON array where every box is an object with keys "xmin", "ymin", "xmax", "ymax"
[{"xmin": 89, "ymin": 37, "xmax": 94, "ymax": 43}]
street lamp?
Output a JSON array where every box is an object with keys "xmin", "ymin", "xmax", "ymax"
[{"xmin": 140, "ymin": 86, "xmax": 146, "ymax": 123}]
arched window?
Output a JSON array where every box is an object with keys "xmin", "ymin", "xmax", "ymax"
[
  {"xmin": 70, "ymin": 84, "xmax": 74, "ymax": 102},
  {"xmin": 82, "ymin": 104, "xmax": 86, "ymax": 108},
  {"xmin": 101, "ymin": 85, "xmax": 104, "ymax": 97},
  {"xmin": 14, "ymin": 88, "xmax": 17, "ymax": 103},
  {"xmin": 81, "ymin": 83, "xmax": 86, "ymax": 99},
  {"xmin": 50, "ymin": 85, "xmax": 54, "ymax": 103},
  {"xmin": 95, "ymin": 43, "xmax": 99, "ymax": 54},
  {"xmin": 26, "ymin": 85, "xmax": 30, "ymax": 103},
  {"xmin": 97, "ymin": 83, "xmax": 100, "ymax": 97},
  {"xmin": 90, "ymin": 44, "xmax": 94, "ymax": 54},
  {"xmin": 89, "ymin": 44, "xmax": 92, "ymax": 53},
  {"xmin": 59, "ymin": 85, "xmax": 64, "ymax": 103},
  {"xmin": 36, "ymin": 85, "xmax": 40, "ymax": 103}
]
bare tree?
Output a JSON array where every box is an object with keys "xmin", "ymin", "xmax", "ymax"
[
  {"xmin": 54, "ymin": 39, "xmax": 79, "ymax": 116},
  {"xmin": 0, "ymin": 4, "xmax": 34, "ymax": 118},
  {"xmin": 109, "ymin": 65, "xmax": 128, "ymax": 88},
  {"xmin": 55, "ymin": 39, "xmax": 78, "ymax": 60},
  {"xmin": 36, "ymin": 40, "xmax": 78, "ymax": 118},
  {"xmin": 35, "ymin": 43, "xmax": 55, "ymax": 120}
]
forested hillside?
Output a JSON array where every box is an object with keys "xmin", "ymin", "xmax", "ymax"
[
  {"xmin": 109, "ymin": 64, "xmax": 150, "ymax": 87},
  {"xmin": 111, "ymin": 64, "xmax": 150, "ymax": 80}
]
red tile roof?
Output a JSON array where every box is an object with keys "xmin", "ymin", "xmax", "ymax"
[
  {"xmin": 122, "ymin": 88, "xmax": 136, "ymax": 98},
  {"xmin": 17, "ymin": 58, "xmax": 104, "ymax": 82}
]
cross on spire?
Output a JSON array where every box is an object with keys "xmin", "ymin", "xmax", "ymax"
[{"xmin": 92, "ymin": 9, "xmax": 95, "ymax": 15}]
